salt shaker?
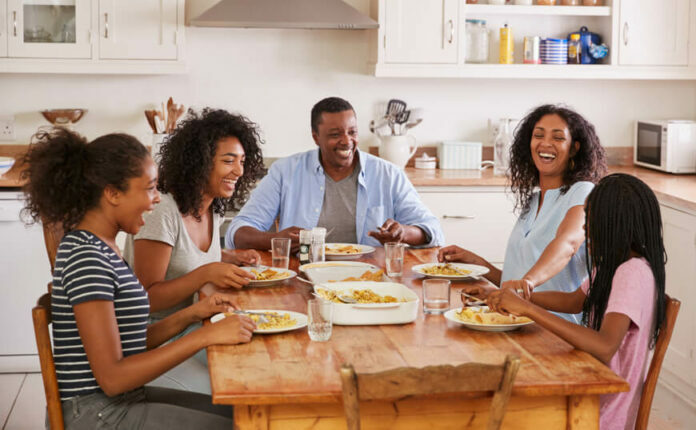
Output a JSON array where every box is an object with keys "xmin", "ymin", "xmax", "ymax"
[
  {"xmin": 311, "ymin": 227, "xmax": 326, "ymax": 263},
  {"xmin": 299, "ymin": 229, "xmax": 312, "ymax": 265}
]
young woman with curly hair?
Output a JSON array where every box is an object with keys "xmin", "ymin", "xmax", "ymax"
[
  {"xmin": 22, "ymin": 128, "xmax": 254, "ymax": 429},
  {"xmin": 439, "ymin": 104, "xmax": 607, "ymax": 323}
]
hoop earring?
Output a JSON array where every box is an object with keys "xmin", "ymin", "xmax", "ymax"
[{"xmin": 569, "ymin": 158, "xmax": 575, "ymax": 171}]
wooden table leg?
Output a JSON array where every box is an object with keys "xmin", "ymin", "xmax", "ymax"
[
  {"xmin": 234, "ymin": 405, "xmax": 270, "ymax": 430},
  {"xmin": 567, "ymin": 395, "xmax": 599, "ymax": 430}
]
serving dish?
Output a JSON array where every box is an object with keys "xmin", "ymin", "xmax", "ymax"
[{"xmin": 302, "ymin": 261, "xmax": 390, "ymax": 284}]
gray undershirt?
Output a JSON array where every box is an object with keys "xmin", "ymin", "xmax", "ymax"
[{"xmin": 317, "ymin": 163, "xmax": 359, "ymax": 243}]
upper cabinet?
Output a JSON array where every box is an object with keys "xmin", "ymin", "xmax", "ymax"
[
  {"xmin": 384, "ymin": 0, "xmax": 458, "ymax": 64},
  {"xmin": 618, "ymin": 0, "xmax": 690, "ymax": 66},
  {"xmin": 98, "ymin": 0, "xmax": 178, "ymax": 60},
  {"xmin": 371, "ymin": 0, "xmax": 696, "ymax": 79},
  {"xmin": 0, "ymin": 0, "xmax": 185, "ymax": 73}
]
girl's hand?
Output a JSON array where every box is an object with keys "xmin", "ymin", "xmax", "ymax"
[
  {"xmin": 204, "ymin": 314, "xmax": 256, "ymax": 346},
  {"xmin": 225, "ymin": 249, "xmax": 261, "ymax": 266},
  {"xmin": 487, "ymin": 289, "xmax": 530, "ymax": 317},
  {"xmin": 500, "ymin": 279, "xmax": 535, "ymax": 300},
  {"xmin": 189, "ymin": 293, "xmax": 239, "ymax": 322},
  {"xmin": 461, "ymin": 283, "xmax": 498, "ymax": 300},
  {"xmin": 437, "ymin": 245, "xmax": 481, "ymax": 265},
  {"xmin": 205, "ymin": 262, "xmax": 255, "ymax": 289}
]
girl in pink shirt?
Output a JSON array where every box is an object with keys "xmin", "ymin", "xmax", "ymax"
[{"xmin": 488, "ymin": 173, "xmax": 667, "ymax": 430}]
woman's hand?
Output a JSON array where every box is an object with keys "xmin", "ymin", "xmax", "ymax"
[
  {"xmin": 224, "ymin": 249, "xmax": 261, "ymax": 266},
  {"xmin": 437, "ymin": 245, "xmax": 483, "ymax": 265},
  {"xmin": 205, "ymin": 262, "xmax": 255, "ymax": 289},
  {"xmin": 188, "ymin": 293, "xmax": 239, "ymax": 322},
  {"xmin": 204, "ymin": 313, "xmax": 256, "ymax": 346},
  {"xmin": 461, "ymin": 283, "xmax": 498, "ymax": 300},
  {"xmin": 487, "ymin": 288, "xmax": 531, "ymax": 317},
  {"xmin": 500, "ymin": 279, "xmax": 535, "ymax": 300}
]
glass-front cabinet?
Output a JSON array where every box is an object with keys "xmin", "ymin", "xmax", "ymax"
[{"xmin": 7, "ymin": 0, "xmax": 91, "ymax": 58}]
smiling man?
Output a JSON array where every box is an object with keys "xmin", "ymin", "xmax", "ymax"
[{"xmin": 225, "ymin": 97, "xmax": 443, "ymax": 251}]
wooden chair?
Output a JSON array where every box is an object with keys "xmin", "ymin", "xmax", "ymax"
[
  {"xmin": 635, "ymin": 295, "xmax": 681, "ymax": 430},
  {"xmin": 32, "ymin": 292, "xmax": 64, "ymax": 430},
  {"xmin": 42, "ymin": 221, "xmax": 64, "ymax": 272},
  {"xmin": 340, "ymin": 355, "xmax": 520, "ymax": 430}
]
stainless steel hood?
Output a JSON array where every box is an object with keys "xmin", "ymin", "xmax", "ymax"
[{"xmin": 186, "ymin": 0, "xmax": 379, "ymax": 30}]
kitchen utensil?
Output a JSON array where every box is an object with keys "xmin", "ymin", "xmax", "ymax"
[
  {"xmin": 395, "ymin": 110, "xmax": 410, "ymax": 135},
  {"xmin": 403, "ymin": 118, "xmax": 423, "ymax": 133},
  {"xmin": 336, "ymin": 294, "xmax": 358, "ymax": 304},
  {"xmin": 461, "ymin": 291, "xmax": 486, "ymax": 306},
  {"xmin": 40, "ymin": 109, "xmax": 87, "ymax": 126},
  {"xmin": 385, "ymin": 99, "xmax": 407, "ymax": 135},
  {"xmin": 230, "ymin": 310, "xmax": 270, "ymax": 324},
  {"xmin": 144, "ymin": 110, "xmax": 158, "ymax": 133}
]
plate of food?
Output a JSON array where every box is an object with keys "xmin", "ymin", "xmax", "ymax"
[
  {"xmin": 324, "ymin": 243, "xmax": 375, "ymax": 260},
  {"xmin": 444, "ymin": 306, "xmax": 534, "ymax": 332},
  {"xmin": 412, "ymin": 263, "xmax": 489, "ymax": 280},
  {"xmin": 240, "ymin": 266, "xmax": 297, "ymax": 287},
  {"xmin": 211, "ymin": 310, "xmax": 308, "ymax": 334}
]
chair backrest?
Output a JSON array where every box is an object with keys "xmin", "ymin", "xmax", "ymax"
[
  {"xmin": 635, "ymin": 295, "xmax": 681, "ymax": 430},
  {"xmin": 32, "ymin": 292, "xmax": 64, "ymax": 430},
  {"xmin": 340, "ymin": 355, "xmax": 520, "ymax": 430},
  {"xmin": 42, "ymin": 221, "xmax": 64, "ymax": 272}
]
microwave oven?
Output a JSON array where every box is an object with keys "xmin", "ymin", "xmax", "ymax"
[{"xmin": 634, "ymin": 120, "xmax": 696, "ymax": 174}]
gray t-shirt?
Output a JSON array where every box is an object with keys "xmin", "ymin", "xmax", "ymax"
[
  {"xmin": 316, "ymin": 163, "xmax": 359, "ymax": 243},
  {"xmin": 124, "ymin": 193, "xmax": 221, "ymax": 320}
]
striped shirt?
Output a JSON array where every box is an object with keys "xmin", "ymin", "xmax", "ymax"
[{"xmin": 52, "ymin": 230, "xmax": 150, "ymax": 400}]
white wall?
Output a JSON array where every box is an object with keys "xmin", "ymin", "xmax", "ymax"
[{"xmin": 1, "ymin": 26, "xmax": 695, "ymax": 156}]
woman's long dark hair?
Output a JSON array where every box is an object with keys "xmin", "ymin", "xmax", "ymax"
[
  {"xmin": 509, "ymin": 104, "xmax": 607, "ymax": 215},
  {"xmin": 157, "ymin": 108, "xmax": 265, "ymax": 220},
  {"xmin": 582, "ymin": 173, "xmax": 666, "ymax": 348},
  {"xmin": 21, "ymin": 128, "xmax": 149, "ymax": 231}
]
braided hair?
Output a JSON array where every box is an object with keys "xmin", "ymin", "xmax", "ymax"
[{"xmin": 582, "ymin": 173, "xmax": 666, "ymax": 348}]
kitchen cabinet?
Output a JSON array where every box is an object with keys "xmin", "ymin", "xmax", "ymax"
[
  {"xmin": 98, "ymin": 0, "xmax": 178, "ymax": 60},
  {"xmin": 7, "ymin": 0, "xmax": 92, "ymax": 59},
  {"xmin": 659, "ymin": 203, "xmax": 696, "ymax": 401},
  {"xmin": 618, "ymin": 0, "xmax": 690, "ymax": 66},
  {"xmin": 0, "ymin": 1, "xmax": 7, "ymax": 57},
  {"xmin": 417, "ymin": 187, "xmax": 516, "ymax": 265},
  {"xmin": 383, "ymin": 0, "xmax": 458, "ymax": 64}
]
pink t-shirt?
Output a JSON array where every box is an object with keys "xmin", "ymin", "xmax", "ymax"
[{"xmin": 581, "ymin": 258, "xmax": 656, "ymax": 430}]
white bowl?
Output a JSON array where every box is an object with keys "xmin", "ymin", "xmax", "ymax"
[{"xmin": 0, "ymin": 157, "xmax": 15, "ymax": 176}]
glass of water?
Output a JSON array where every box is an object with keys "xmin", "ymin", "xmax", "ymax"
[
  {"xmin": 271, "ymin": 237, "xmax": 291, "ymax": 269},
  {"xmin": 384, "ymin": 242, "xmax": 405, "ymax": 277},
  {"xmin": 422, "ymin": 279, "xmax": 451, "ymax": 314},
  {"xmin": 307, "ymin": 299, "xmax": 333, "ymax": 342}
]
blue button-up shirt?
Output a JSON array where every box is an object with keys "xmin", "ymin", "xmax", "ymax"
[{"xmin": 225, "ymin": 148, "xmax": 444, "ymax": 249}]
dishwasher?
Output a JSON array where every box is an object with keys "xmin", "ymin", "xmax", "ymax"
[{"xmin": 0, "ymin": 190, "xmax": 52, "ymax": 372}]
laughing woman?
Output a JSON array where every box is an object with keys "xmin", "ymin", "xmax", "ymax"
[
  {"xmin": 126, "ymin": 108, "xmax": 266, "ymax": 323},
  {"xmin": 439, "ymin": 104, "xmax": 607, "ymax": 323}
]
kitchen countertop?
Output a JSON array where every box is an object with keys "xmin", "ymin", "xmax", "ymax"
[{"xmin": 2, "ymin": 145, "xmax": 695, "ymax": 213}]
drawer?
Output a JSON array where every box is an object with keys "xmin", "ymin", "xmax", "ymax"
[{"xmin": 419, "ymin": 190, "xmax": 517, "ymax": 263}]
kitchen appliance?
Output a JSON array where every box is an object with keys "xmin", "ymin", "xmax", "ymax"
[
  {"xmin": 634, "ymin": 120, "xmax": 696, "ymax": 174},
  {"xmin": 0, "ymin": 191, "xmax": 52, "ymax": 372}
]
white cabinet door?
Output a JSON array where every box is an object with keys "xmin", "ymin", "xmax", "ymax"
[
  {"xmin": 418, "ymin": 189, "xmax": 516, "ymax": 264},
  {"xmin": 98, "ymin": 0, "xmax": 178, "ymax": 60},
  {"xmin": 7, "ymin": 0, "xmax": 91, "ymax": 58},
  {"xmin": 384, "ymin": 0, "xmax": 458, "ymax": 64},
  {"xmin": 618, "ymin": 0, "xmax": 690, "ymax": 66},
  {"xmin": 0, "ymin": 0, "xmax": 7, "ymax": 57},
  {"xmin": 661, "ymin": 205, "xmax": 696, "ymax": 388}
]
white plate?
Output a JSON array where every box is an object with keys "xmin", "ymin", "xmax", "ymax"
[
  {"xmin": 324, "ymin": 243, "xmax": 375, "ymax": 260},
  {"xmin": 240, "ymin": 266, "xmax": 297, "ymax": 287},
  {"xmin": 211, "ymin": 310, "xmax": 308, "ymax": 334},
  {"xmin": 412, "ymin": 263, "xmax": 489, "ymax": 280},
  {"xmin": 444, "ymin": 307, "xmax": 534, "ymax": 332}
]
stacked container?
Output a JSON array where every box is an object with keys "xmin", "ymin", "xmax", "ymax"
[{"xmin": 540, "ymin": 38, "xmax": 568, "ymax": 64}]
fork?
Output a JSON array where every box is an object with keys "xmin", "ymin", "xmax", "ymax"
[{"xmin": 231, "ymin": 310, "xmax": 269, "ymax": 324}]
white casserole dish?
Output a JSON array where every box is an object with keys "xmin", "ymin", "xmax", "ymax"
[
  {"xmin": 314, "ymin": 281, "xmax": 419, "ymax": 325},
  {"xmin": 303, "ymin": 262, "xmax": 390, "ymax": 284}
]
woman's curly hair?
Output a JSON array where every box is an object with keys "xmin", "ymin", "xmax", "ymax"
[
  {"xmin": 509, "ymin": 104, "xmax": 607, "ymax": 215},
  {"xmin": 21, "ymin": 128, "xmax": 149, "ymax": 231},
  {"xmin": 157, "ymin": 108, "xmax": 265, "ymax": 219}
]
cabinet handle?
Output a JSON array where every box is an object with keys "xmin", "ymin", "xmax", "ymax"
[
  {"xmin": 447, "ymin": 19, "xmax": 454, "ymax": 44},
  {"xmin": 622, "ymin": 22, "xmax": 628, "ymax": 46},
  {"xmin": 104, "ymin": 13, "xmax": 109, "ymax": 38},
  {"xmin": 442, "ymin": 215, "xmax": 475, "ymax": 220},
  {"xmin": 13, "ymin": 11, "xmax": 17, "ymax": 37}
]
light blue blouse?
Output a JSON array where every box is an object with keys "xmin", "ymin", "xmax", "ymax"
[{"xmin": 501, "ymin": 181, "xmax": 594, "ymax": 324}]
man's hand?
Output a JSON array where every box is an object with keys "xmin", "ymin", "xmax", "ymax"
[
  {"xmin": 275, "ymin": 226, "xmax": 302, "ymax": 253},
  {"xmin": 487, "ymin": 288, "xmax": 531, "ymax": 317},
  {"xmin": 368, "ymin": 219, "xmax": 406, "ymax": 244}
]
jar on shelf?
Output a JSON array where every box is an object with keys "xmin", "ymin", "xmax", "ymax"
[
  {"xmin": 561, "ymin": 0, "xmax": 581, "ymax": 4},
  {"xmin": 465, "ymin": 0, "xmax": 479, "ymax": 3},
  {"xmin": 465, "ymin": 19, "xmax": 489, "ymax": 63},
  {"xmin": 536, "ymin": 0, "xmax": 557, "ymax": 5},
  {"xmin": 582, "ymin": 0, "xmax": 602, "ymax": 5}
]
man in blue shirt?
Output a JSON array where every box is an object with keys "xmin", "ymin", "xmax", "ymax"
[{"xmin": 225, "ymin": 97, "xmax": 443, "ymax": 251}]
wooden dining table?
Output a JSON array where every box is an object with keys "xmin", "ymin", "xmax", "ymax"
[{"xmin": 200, "ymin": 247, "xmax": 628, "ymax": 430}]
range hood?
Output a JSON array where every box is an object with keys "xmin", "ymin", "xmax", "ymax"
[{"xmin": 186, "ymin": 0, "xmax": 379, "ymax": 30}]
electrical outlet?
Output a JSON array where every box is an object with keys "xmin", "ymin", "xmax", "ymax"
[{"xmin": 0, "ymin": 116, "xmax": 16, "ymax": 141}]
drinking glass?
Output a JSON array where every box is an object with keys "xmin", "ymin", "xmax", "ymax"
[
  {"xmin": 422, "ymin": 279, "xmax": 451, "ymax": 314},
  {"xmin": 311, "ymin": 227, "xmax": 326, "ymax": 263},
  {"xmin": 271, "ymin": 237, "xmax": 291, "ymax": 269},
  {"xmin": 384, "ymin": 242, "xmax": 405, "ymax": 277},
  {"xmin": 307, "ymin": 299, "xmax": 333, "ymax": 341}
]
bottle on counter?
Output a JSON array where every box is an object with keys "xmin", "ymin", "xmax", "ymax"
[
  {"xmin": 568, "ymin": 33, "xmax": 582, "ymax": 64},
  {"xmin": 499, "ymin": 24, "xmax": 514, "ymax": 64},
  {"xmin": 494, "ymin": 119, "xmax": 512, "ymax": 176},
  {"xmin": 299, "ymin": 229, "xmax": 312, "ymax": 265}
]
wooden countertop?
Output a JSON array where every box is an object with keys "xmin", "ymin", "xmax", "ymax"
[{"xmin": 201, "ymin": 248, "xmax": 628, "ymax": 406}]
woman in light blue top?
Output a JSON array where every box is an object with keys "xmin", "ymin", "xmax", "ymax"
[{"xmin": 439, "ymin": 104, "xmax": 607, "ymax": 323}]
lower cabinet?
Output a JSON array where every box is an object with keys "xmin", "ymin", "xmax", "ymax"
[
  {"xmin": 660, "ymin": 203, "xmax": 696, "ymax": 402},
  {"xmin": 417, "ymin": 187, "xmax": 517, "ymax": 265}
]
